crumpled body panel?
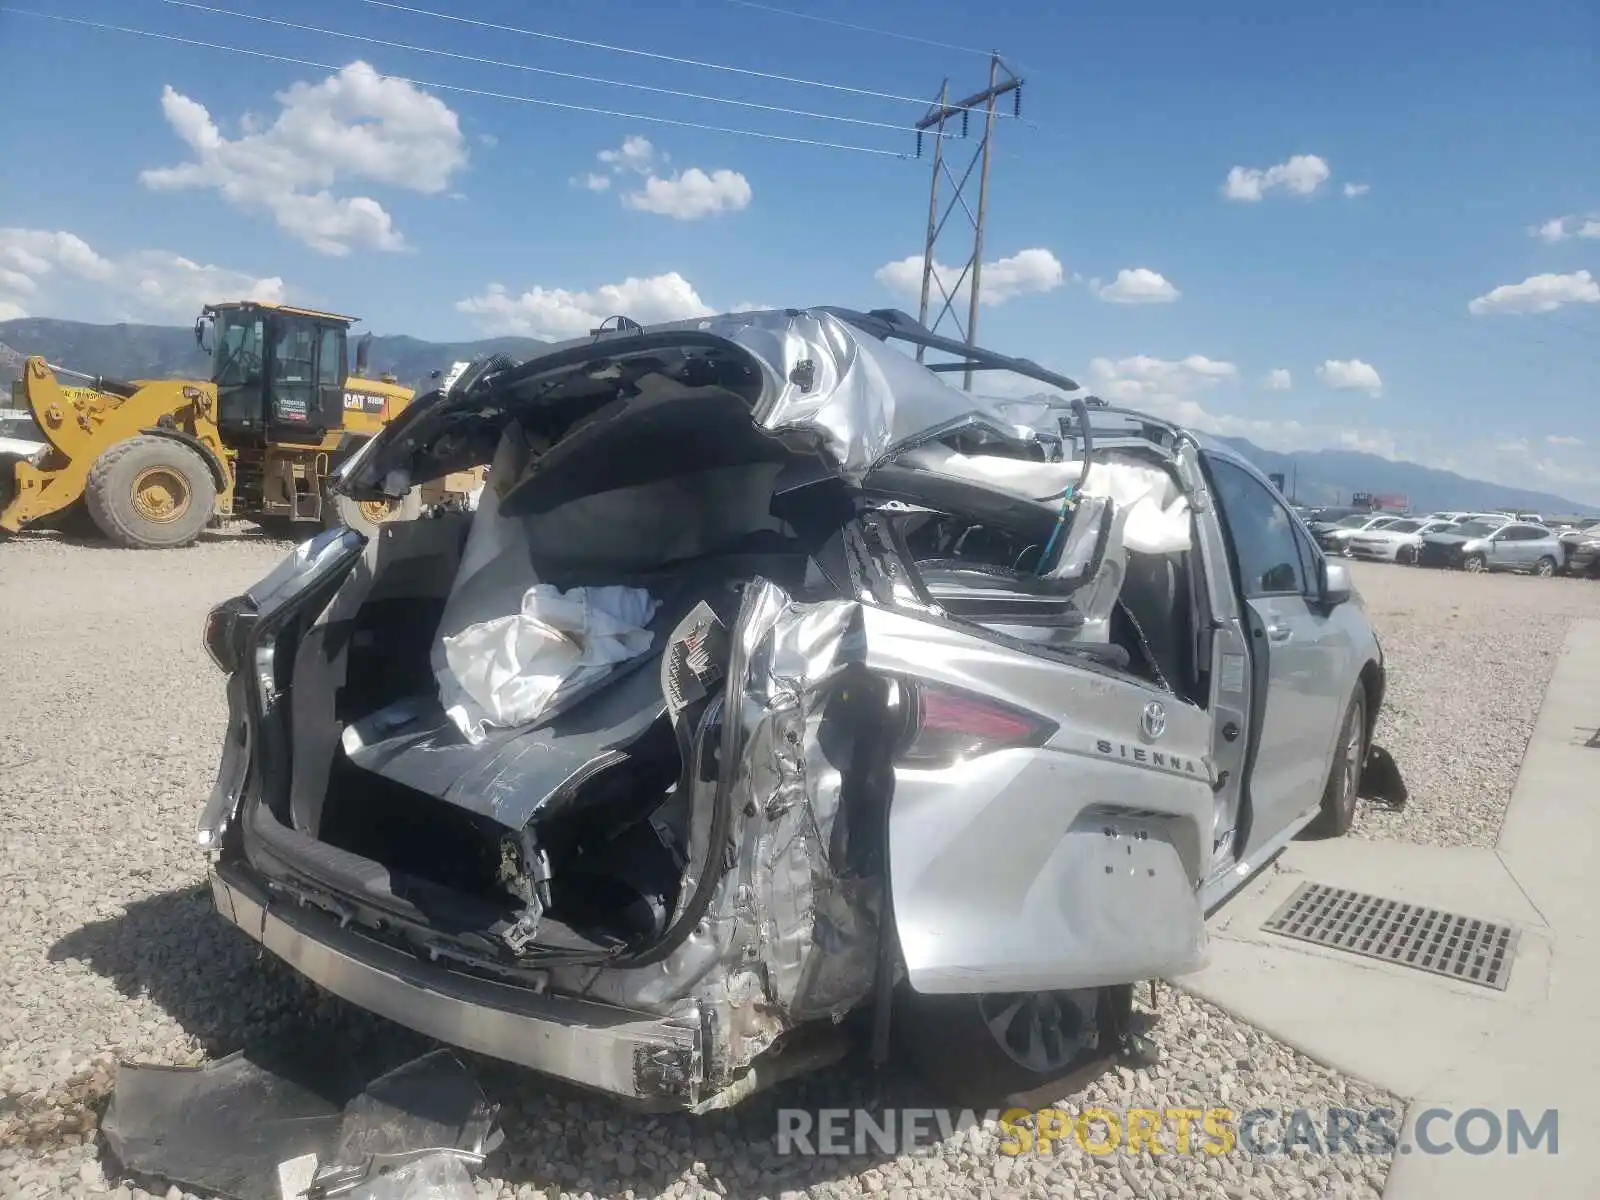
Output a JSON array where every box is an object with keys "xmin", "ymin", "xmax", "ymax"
[
  {"xmin": 545, "ymin": 572, "xmax": 1211, "ymax": 1083},
  {"xmin": 545, "ymin": 587, "xmax": 885, "ymax": 1088}
]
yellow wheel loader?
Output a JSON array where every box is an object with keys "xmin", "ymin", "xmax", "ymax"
[{"xmin": 0, "ymin": 301, "xmax": 479, "ymax": 549}]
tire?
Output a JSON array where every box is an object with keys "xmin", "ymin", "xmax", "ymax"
[
  {"xmin": 1534, "ymin": 556, "xmax": 1557, "ymax": 578},
  {"xmin": 893, "ymin": 984, "xmax": 1113, "ymax": 1107},
  {"xmin": 322, "ymin": 487, "xmax": 422, "ymax": 538},
  {"xmin": 85, "ymin": 435, "xmax": 217, "ymax": 549},
  {"xmin": 1463, "ymin": 553, "xmax": 1486, "ymax": 574},
  {"xmin": 1307, "ymin": 687, "xmax": 1366, "ymax": 838},
  {"xmin": 1395, "ymin": 545, "xmax": 1416, "ymax": 566}
]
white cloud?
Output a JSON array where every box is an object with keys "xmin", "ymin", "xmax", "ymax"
[
  {"xmin": 1094, "ymin": 268, "xmax": 1180, "ymax": 304},
  {"xmin": 0, "ymin": 227, "xmax": 285, "ymax": 321},
  {"xmin": 1264, "ymin": 368, "xmax": 1292, "ymax": 390},
  {"xmin": 1316, "ymin": 358, "xmax": 1383, "ymax": 395},
  {"xmin": 1546, "ymin": 434, "xmax": 1585, "ymax": 446},
  {"xmin": 1468, "ymin": 270, "xmax": 1600, "ymax": 316},
  {"xmin": 1087, "ymin": 354, "xmax": 1238, "ymax": 410},
  {"xmin": 577, "ymin": 135, "xmax": 751, "ymax": 220},
  {"xmin": 1532, "ymin": 214, "xmax": 1600, "ymax": 243},
  {"xmin": 456, "ymin": 273, "xmax": 714, "ymax": 340},
  {"xmin": 1222, "ymin": 154, "xmax": 1331, "ymax": 202},
  {"xmin": 875, "ymin": 248, "xmax": 1065, "ymax": 308},
  {"xmin": 1, "ymin": 267, "xmax": 39, "ymax": 295},
  {"xmin": 1343, "ymin": 182, "xmax": 1371, "ymax": 198},
  {"xmin": 139, "ymin": 61, "xmax": 467, "ymax": 255},
  {"xmin": 598, "ymin": 135, "xmax": 659, "ymax": 173},
  {"xmin": 623, "ymin": 169, "xmax": 752, "ymax": 220}
]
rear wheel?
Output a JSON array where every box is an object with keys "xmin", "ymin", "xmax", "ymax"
[
  {"xmin": 1463, "ymin": 553, "xmax": 1486, "ymax": 573},
  {"xmin": 1395, "ymin": 545, "xmax": 1416, "ymax": 565},
  {"xmin": 85, "ymin": 435, "xmax": 217, "ymax": 549},
  {"xmin": 322, "ymin": 488, "xmax": 422, "ymax": 538},
  {"xmin": 1307, "ymin": 688, "xmax": 1366, "ymax": 838},
  {"xmin": 1534, "ymin": 555, "xmax": 1557, "ymax": 578},
  {"xmin": 894, "ymin": 985, "xmax": 1112, "ymax": 1107}
]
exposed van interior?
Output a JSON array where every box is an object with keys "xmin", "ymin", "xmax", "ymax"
[{"xmin": 254, "ymin": 347, "xmax": 1200, "ymax": 965}]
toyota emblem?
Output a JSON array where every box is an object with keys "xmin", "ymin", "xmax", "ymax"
[{"xmin": 1140, "ymin": 701, "xmax": 1167, "ymax": 741}]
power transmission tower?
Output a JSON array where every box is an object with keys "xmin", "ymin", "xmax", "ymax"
[{"xmin": 913, "ymin": 54, "xmax": 1022, "ymax": 390}]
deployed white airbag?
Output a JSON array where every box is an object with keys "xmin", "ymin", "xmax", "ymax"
[
  {"xmin": 912, "ymin": 445, "xmax": 1193, "ymax": 555},
  {"xmin": 438, "ymin": 583, "xmax": 661, "ymax": 745}
]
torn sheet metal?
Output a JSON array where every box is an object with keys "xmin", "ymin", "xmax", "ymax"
[
  {"xmin": 337, "ymin": 307, "xmax": 1035, "ymax": 499},
  {"xmin": 543, "ymin": 583, "xmax": 883, "ymax": 1090},
  {"xmin": 100, "ymin": 1045, "xmax": 498, "ymax": 1200},
  {"xmin": 719, "ymin": 309, "xmax": 1024, "ymax": 480}
]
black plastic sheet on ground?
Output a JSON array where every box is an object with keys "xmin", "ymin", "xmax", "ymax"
[{"xmin": 100, "ymin": 1036, "xmax": 498, "ymax": 1200}]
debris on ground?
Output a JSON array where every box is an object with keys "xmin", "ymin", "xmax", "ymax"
[{"xmin": 100, "ymin": 1043, "xmax": 498, "ymax": 1200}]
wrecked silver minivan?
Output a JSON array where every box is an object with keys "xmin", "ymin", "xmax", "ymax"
[{"xmin": 197, "ymin": 307, "xmax": 1385, "ymax": 1110}]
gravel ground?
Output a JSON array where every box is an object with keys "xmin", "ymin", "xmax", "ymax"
[
  {"xmin": 1347, "ymin": 560, "xmax": 1598, "ymax": 847},
  {"xmin": 10, "ymin": 531, "xmax": 1582, "ymax": 1200}
]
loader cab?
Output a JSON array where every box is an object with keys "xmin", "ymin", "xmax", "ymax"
[{"xmin": 197, "ymin": 302, "xmax": 363, "ymax": 446}]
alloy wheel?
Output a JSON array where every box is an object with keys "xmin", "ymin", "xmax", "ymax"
[{"xmin": 978, "ymin": 990, "xmax": 1097, "ymax": 1074}]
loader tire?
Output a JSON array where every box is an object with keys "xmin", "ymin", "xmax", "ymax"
[
  {"xmin": 85, "ymin": 435, "xmax": 217, "ymax": 549},
  {"xmin": 322, "ymin": 487, "xmax": 422, "ymax": 538}
]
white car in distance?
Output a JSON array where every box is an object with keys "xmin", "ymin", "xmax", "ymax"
[{"xmin": 1344, "ymin": 517, "xmax": 1462, "ymax": 564}]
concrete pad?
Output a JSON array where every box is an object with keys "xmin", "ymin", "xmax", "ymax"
[
  {"xmin": 1178, "ymin": 619, "xmax": 1600, "ymax": 1198},
  {"xmin": 1494, "ymin": 618, "xmax": 1600, "ymax": 933}
]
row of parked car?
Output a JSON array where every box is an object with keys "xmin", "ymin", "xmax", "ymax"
[{"xmin": 1294, "ymin": 507, "xmax": 1600, "ymax": 578}]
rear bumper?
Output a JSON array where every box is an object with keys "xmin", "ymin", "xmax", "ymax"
[{"xmin": 209, "ymin": 860, "xmax": 704, "ymax": 1107}]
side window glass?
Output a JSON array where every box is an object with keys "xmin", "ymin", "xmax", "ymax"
[
  {"xmin": 317, "ymin": 329, "xmax": 343, "ymax": 386},
  {"xmin": 1205, "ymin": 456, "xmax": 1307, "ymax": 597},
  {"xmin": 274, "ymin": 327, "xmax": 315, "ymax": 383}
]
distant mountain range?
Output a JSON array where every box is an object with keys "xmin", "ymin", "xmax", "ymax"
[
  {"xmin": 1215, "ymin": 438, "xmax": 1595, "ymax": 519},
  {"xmin": 0, "ymin": 317, "xmax": 544, "ymax": 393},
  {"xmin": 4, "ymin": 316, "xmax": 1593, "ymax": 517}
]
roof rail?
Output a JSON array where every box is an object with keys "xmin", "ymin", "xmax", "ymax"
[{"xmin": 818, "ymin": 306, "xmax": 1082, "ymax": 394}]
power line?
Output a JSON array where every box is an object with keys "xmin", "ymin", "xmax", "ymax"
[
  {"xmin": 719, "ymin": 0, "xmax": 994, "ymax": 56},
  {"xmin": 1, "ymin": 7, "xmax": 912, "ymax": 157},
  {"xmin": 158, "ymin": 0, "xmax": 945, "ymax": 138},
  {"xmin": 354, "ymin": 0, "xmax": 1014, "ymax": 117}
]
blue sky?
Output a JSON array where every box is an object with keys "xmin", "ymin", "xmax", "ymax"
[{"xmin": 2, "ymin": 0, "xmax": 1597, "ymax": 501}]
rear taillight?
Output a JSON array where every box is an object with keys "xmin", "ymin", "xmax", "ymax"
[{"xmin": 897, "ymin": 682, "xmax": 1055, "ymax": 768}]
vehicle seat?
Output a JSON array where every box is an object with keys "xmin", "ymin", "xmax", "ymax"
[{"xmin": 1117, "ymin": 550, "xmax": 1191, "ymax": 696}]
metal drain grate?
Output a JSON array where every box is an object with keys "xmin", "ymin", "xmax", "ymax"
[{"xmin": 1261, "ymin": 882, "xmax": 1520, "ymax": 991}]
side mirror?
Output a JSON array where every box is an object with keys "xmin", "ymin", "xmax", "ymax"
[
  {"xmin": 354, "ymin": 333, "xmax": 372, "ymax": 377},
  {"xmin": 1321, "ymin": 558, "xmax": 1353, "ymax": 608}
]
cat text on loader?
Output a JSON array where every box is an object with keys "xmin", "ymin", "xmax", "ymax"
[{"xmin": 0, "ymin": 301, "xmax": 478, "ymax": 549}]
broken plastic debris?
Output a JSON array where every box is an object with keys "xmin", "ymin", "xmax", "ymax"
[
  {"xmin": 337, "ymin": 1152, "xmax": 477, "ymax": 1200},
  {"xmin": 100, "ymin": 1040, "xmax": 498, "ymax": 1200}
]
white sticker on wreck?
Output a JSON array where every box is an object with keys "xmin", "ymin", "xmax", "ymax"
[{"xmin": 1219, "ymin": 652, "xmax": 1246, "ymax": 695}]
